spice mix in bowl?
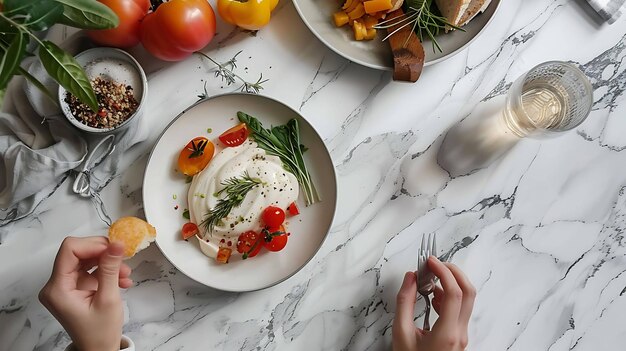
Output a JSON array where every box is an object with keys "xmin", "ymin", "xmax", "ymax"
[{"xmin": 59, "ymin": 48, "xmax": 148, "ymax": 135}]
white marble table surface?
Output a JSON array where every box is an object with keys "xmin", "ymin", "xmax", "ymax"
[{"xmin": 2, "ymin": 0, "xmax": 626, "ymax": 350}]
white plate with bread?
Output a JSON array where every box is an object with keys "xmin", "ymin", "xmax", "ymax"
[{"xmin": 293, "ymin": 0, "xmax": 501, "ymax": 70}]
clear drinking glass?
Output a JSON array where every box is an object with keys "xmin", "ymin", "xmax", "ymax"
[{"xmin": 503, "ymin": 61, "xmax": 593, "ymax": 138}]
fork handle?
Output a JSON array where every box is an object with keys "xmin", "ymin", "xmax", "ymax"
[{"xmin": 422, "ymin": 294, "xmax": 431, "ymax": 331}]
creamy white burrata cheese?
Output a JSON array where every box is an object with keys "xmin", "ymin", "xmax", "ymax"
[{"xmin": 188, "ymin": 141, "xmax": 298, "ymax": 258}]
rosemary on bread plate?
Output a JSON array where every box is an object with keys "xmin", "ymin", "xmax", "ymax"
[{"xmin": 375, "ymin": 0, "xmax": 464, "ymax": 52}]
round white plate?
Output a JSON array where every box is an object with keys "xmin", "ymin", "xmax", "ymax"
[
  {"xmin": 143, "ymin": 94, "xmax": 337, "ymax": 292},
  {"xmin": 293, "ymin": 0, "xmax": 501, "ymax": 70}
]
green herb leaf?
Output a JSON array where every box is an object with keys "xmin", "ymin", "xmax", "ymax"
[
  {"xmin": 3, "ymin": 0, "xmax": 64, "ymax": 31},
  {"xmin": 38, "ymin": 40, "xmax": 98, "ymax": 112},
  {"xmin": 183, "ymin": 209, "xmax": 190, "ymax": 220},
  {"xmin": 238, "ymin": 111, "xmax": 321, "ymax": 206},
  {"xmin": 0, "ymin": 32, "xmax": 27, "ymax": 90},
  {"xmin": 188, "ymin": 139, "xmax": 208, "ymax": 159},
  {"xmin": 55, "ymin": 0, "xmax": 119, "ymax": 30}
]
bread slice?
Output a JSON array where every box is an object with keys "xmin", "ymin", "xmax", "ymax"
[
  {"xmin": 433, "ymin": 0, "xmax": 472, "ymax": 26},
  {"xmin": 458, "ymin": 0, "xmax": 492, "ymax": 26}
]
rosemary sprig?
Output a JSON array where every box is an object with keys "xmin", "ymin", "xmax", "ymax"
[
  {"xmin": 197, "ymin": 81, "xmax": 209, "ymax": 101},
  {"xmin": 200, "ymin": 172, "xmax": 263, "ymax": 233},
  {"xmin": 374, "ymin": 0, "xmax": 465, "ymax": 53},
  {"xmin": 194, "ymin": 51, "xmax": 268, "ymax": 94}
]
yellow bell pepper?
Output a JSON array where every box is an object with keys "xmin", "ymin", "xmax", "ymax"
[{"xmin": 217, "ymin": 0, "xmax": 279, "ymax": 31}]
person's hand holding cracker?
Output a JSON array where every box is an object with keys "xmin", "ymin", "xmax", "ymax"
[{"xmin": 39, "ymin": 236, "xmax": 132, "ymax": 351}]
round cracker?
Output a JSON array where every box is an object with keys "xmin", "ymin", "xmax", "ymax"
[{"xmin": 109, "ymin": 217, "xmax": 156, "ymax": 258}]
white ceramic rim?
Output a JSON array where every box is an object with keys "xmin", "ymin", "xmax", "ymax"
[
  {"xmin": 292, "ymin": 0, "xmax": 503, "ymax": 70},
  {"xmin": 142, "ymin": 92, "xmax": 338, "ymax": 292}
]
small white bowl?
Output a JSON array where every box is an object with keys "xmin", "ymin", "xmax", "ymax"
[{"xmin": 58, "ymin": 47, "xmax": 148, "ymax": 135}]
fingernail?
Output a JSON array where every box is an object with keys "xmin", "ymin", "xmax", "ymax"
[
  {"xmin": 430, "ymin": 256, "xmax": 440, "ymax": 263},
  {"xmin": 402, "ymin": 272, "xmax": 414, "ymax": 286}
]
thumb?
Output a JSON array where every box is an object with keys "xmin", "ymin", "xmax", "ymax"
[
  {"xmin": 95, "ymin": 241, "xmax": 125, "ymax": 301},
  {"xmin": 394, "ymin": 272, "xmax": 418, "ymax": 327}
]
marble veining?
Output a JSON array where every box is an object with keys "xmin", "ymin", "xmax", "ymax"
[{"xmin": 1, "ymin": 0, "xmax": 626, "ymax": 350}]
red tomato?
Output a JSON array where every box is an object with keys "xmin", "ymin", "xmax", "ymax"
[
  {"xmin": 178, "ymin": 137, "xmax": 215, "ymax": 176},
  {"xmin": 86, "ymin": 0, "xmax": 150, "ymax": 48},
  {"xmin": 216, "ymin": 247, "xmax": 232, "ymax": 264},
  {"xmin": 181, "ymin": 222, "xmax": 199, "ymax": 239},
  {"xmin": 237, "ymin": 231, "xmax": 262, "ymax": 259},
  {"xmin": 219, "ymin": 123, "xmax": 249, "ymax": 147},
  {"xmin": 287, "ymin": 202, "xmax": 299, "ymax": 216},
  {"xmin": 263, "ymin": 225, "xmax": 288, "ymax": 252},
  {"xmin": 262, "ymin": 206, "xmax": 285, "ymax": 228},
  {"xmin": 140, "ymin": 0, "xmax": 216, "ymax": 61}
]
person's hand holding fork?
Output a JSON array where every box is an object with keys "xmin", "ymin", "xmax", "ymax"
[{"xmin": 392, "ymin": 256, "xmax": 476, "ymax": 351}]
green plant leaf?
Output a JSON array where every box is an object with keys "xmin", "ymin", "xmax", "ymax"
[
  {"xmin": 55, "ymin": 0, "xmax": 119, "ymax": 30},
  {"xmin": 0, "ymin": 32, "xmax": 26, "ymax": 90},
  {"xmin": 38, "ymin": 40, "xmax": 97, "ymax": 111},
  {"xmin": 3, "ymin": 0, "xmax": 64, "ymax": 31},
  {"xmin": 0, "ymin": 16, "xmax": 19, "ymax": 34}
]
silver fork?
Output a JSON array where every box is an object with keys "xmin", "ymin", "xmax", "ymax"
[{"xmin": 417, "ymin": 233, "xmax": 437, "ymax": 331}]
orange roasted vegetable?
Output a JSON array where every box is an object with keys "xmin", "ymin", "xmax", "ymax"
[
  {"xmin": 363, "ymin": 0, "xmax": 392, "ymax": 14},
  {"xmin": 178, "ymin": 137, "xmax": 215, "ymax": 176}
]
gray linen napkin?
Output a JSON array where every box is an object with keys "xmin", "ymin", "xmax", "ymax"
[
  {"xmin": 587, "ymin": 0, "xmax": 625, "ymax": 23},
  {"xmin": 0, "ymin": 34, "xmax": 148, "ymax": 225}
]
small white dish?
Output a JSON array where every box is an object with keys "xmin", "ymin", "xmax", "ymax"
[
  {"xmin": 293, "ymin": 0, "xmax": 501, "ymax": 70},
  {"xmin": 143, "ymin": 93, "xmax": 337, "ymax": 292},
  {"xmin": 58, "ymin": 47, "xmax": 148, "ymax": 135}
]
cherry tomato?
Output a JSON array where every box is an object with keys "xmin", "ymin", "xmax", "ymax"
[
  {"xmin": 219, "ymin": 123, "xmax": 249, "ymax": 147},
  {"xmin": 237, "ymin": 231, "xmax": 262, "ymax": 259},
  {"xmin": 140, "ymin": 0, "xmax": 216, "ymax": 61},
  {"xmin": 287, "ymin": 202, "xmax": 299, "ymax": 216},
  {"xmin": 181, "ymin": 222, "xmax": 199, "ymax": 240},
  {"xmin": 178, "ymin": 137, "xmax": 215, "ymax": 176},
  {"xmin": 262, "ymin": 206, "xmax": 285, "ymax": 228},
  {"xmin": 216, "ymin": 247, "xmax": 232, "ymax": 264},
  {"xmin": 86, "ymin": 0, "xmax": 150, "ymax": 48},
  {"xmin": 263, "ymin": 225, "xmax": 288, "ymax": 252}
]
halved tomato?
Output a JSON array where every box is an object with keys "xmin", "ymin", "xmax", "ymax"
[
  {"xmin": 181, "ymin": 222, "xmax": 199, "ymax": 239},
  {"xmin": 219, "ymin": 123, "xmax": 248, "ymax": 147},
  {"xmin": 178, "ymin": 137, "xmax": 215, "ymax": 176},
  {"xmin": 287, "ymin": 202, "xmax": 300, "ymax": 216},
  {"xmin": 237, "ymin": 230, "xmax": 263, "ymax": 259}
]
